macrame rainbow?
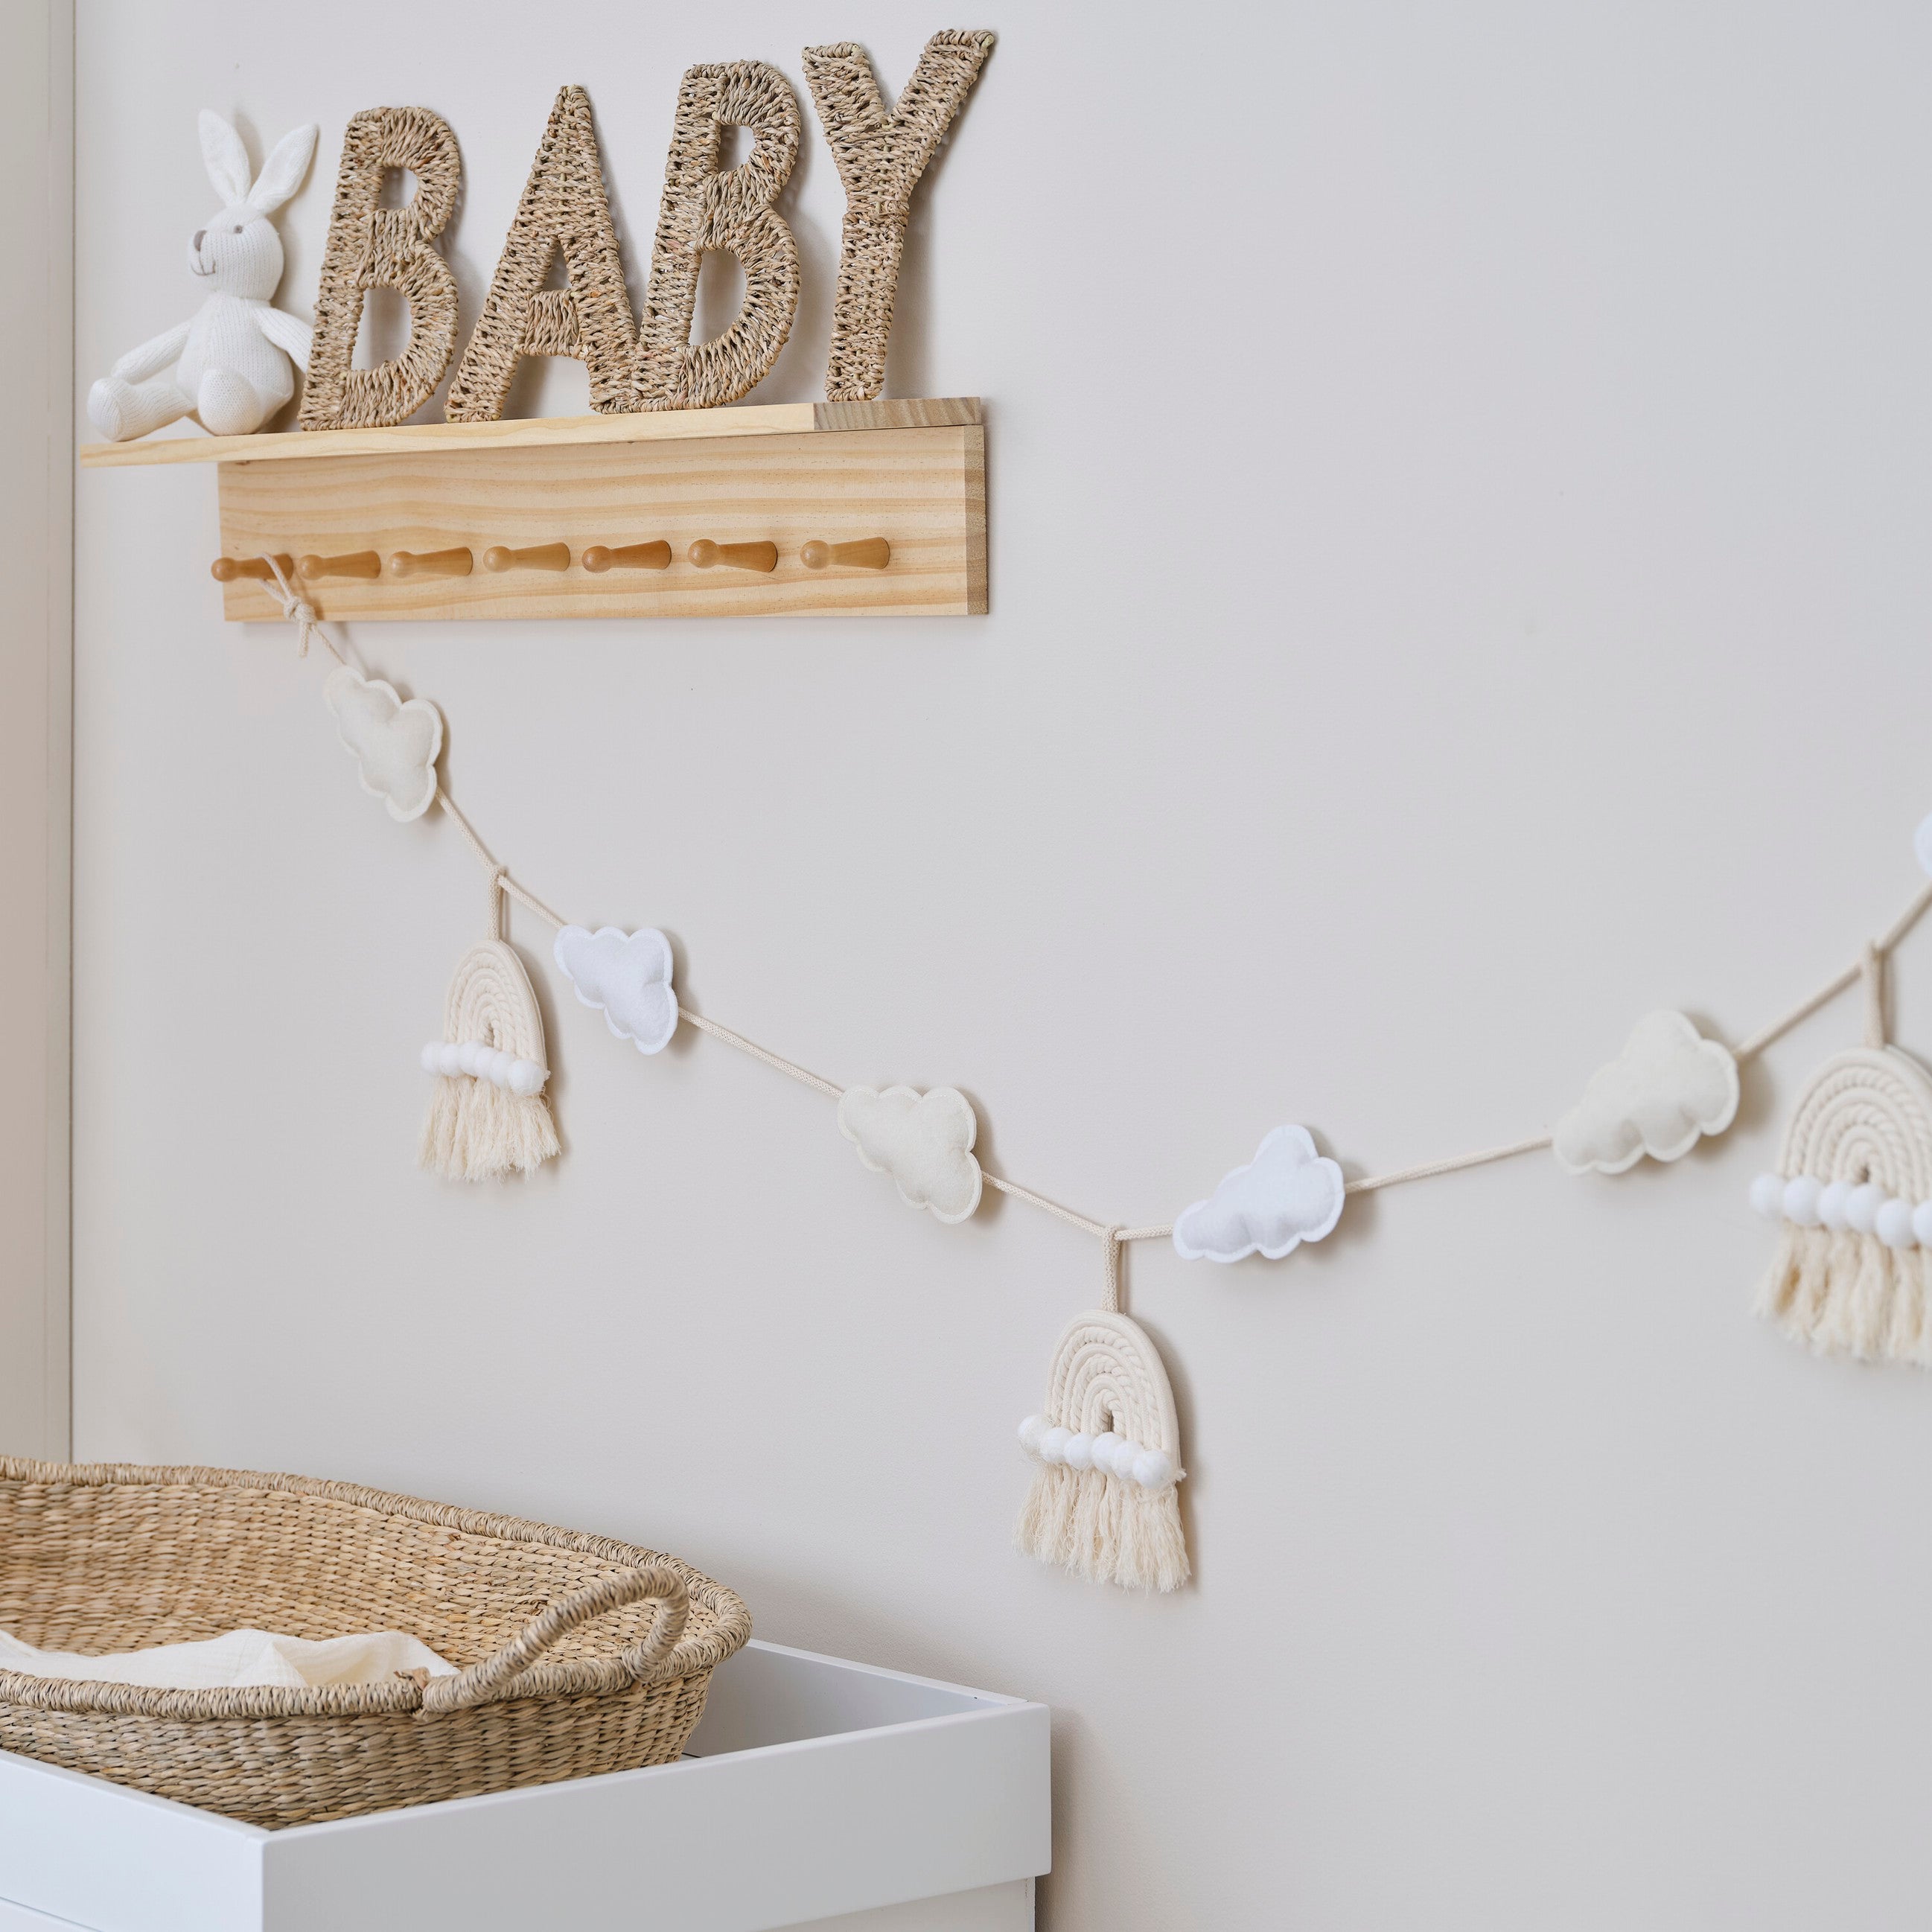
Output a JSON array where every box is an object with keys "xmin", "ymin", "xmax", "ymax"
[
  {"xmin": 420, "ymin": 939, "xmax": 559, "ymax": 1181},
  {"xmin": 1018, "ymin": 1310, "xmax": 1187, "ymax": 1593},
  {"xmin": 1753, "ymin": 1045, "xmax": 1932, "ymax": 1366}
]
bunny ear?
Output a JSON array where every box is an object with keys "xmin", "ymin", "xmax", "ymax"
[
  {"xmin": 247, "ymin": 122, "xmax": 319, "ymax": 214},
  {"xmin": 198, "ymin": 110, "xmax": 253, "ymax": 205}
]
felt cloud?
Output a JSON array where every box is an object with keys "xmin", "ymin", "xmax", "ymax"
[
  {"xmin": 324, "ymin": 667, "xmax": 442, "ymax": 822},
  {"xmin": 553, "ymin": 926, "xmax": 678, "ymax": 1054},
  {"xmin": 838, "ymin": 1085, "xmax": 983, "ymax": 1224},
  {"xmin": 1553, "ymin": 1010, "xmax": 1738, "ymax": 1176},
  {"xmin": 1173, "ymin": 1124, "xmax": 1345, "ymax": 1263}
]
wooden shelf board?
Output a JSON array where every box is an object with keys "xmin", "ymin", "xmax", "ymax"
[
  {"xmin": 78, "ymin": 397, "xmax": 983, "ymax": 470},
  {"xmin": 212, "ymin": 422, "xmax": 987, "ymax": 621}
]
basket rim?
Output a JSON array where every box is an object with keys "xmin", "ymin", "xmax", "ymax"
[{"xmin": 0, "ymin": 1458, "xmax": 751, "ymax": 1722}]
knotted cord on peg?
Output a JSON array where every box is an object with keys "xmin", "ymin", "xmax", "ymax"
[{"xmin": 261, "ymin": 555, "xmax": 339, "ymax": 665}]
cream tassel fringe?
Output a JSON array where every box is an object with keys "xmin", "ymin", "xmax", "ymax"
[
  {"xmin": 1757, "ymin": 1225, "xmax": 1932, "ymax": 1366},
  {"xmin": 420, "ymin": 1073, "xmax": 558, "ymax": 1182},
  {"xmin": 1016, "ymin": 1463, "xmax": 1188, "ymax": 1594}
]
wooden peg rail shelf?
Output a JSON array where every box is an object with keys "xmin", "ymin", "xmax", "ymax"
[{"xmin": 78, "ymin": 397, "xmax": 987, "ymax": 622}]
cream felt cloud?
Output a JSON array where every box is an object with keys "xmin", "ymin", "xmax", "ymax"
[
  {"xmin": 323, "ymin": 666, "xmax": 441, "ymax": 822},
  {"xmin": 1173, "ymin": 1124, "xmax": 1345, "ymax": 1263},
  {"xmin": 553, "ymin": 925, "xmax": 678, "ymax": 1054},
  {"xmin": 838, "ymin": 1085, "xmax": 982, "ymax": 1224},
  {"xmin": 1552, "ymin": 1010, "xmax": 1739, "ymax": 1176}
]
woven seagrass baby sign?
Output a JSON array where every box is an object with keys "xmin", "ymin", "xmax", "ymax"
[{"xmin": 302, "ymin": 33, "xmax": 995, "ymax": 428}]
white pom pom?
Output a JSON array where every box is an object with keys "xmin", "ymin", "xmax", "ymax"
[
  {"xmin": 1878, "ymin": 1198, "xmax": 1917, "ymax": 1249},
  {"xmin": 1063, "ymin": 1432, "xmax": 1094, "ymax": 1471},
  {"xmin": 1913, "ymin": 1202, "xmax": 1932, "ymax": 1247},
  {"xmin": 1749, "ymin": 1173, "xmax": 1785, "ymax": 1219},
  {"xmin": 1091, "ymin": 1432, "xmax": 1123, "ymax": 1476},
  {"xmin": 1783, "ymin": 1176, "xmax": 1823, "ymax": 1226},
  {"xmin": 419, "ymin": 1042, "xmax": 441, "ymax": 1074},
  {"xmin": 1041, "ymin": 1426, "xmax": 1071, "ymax": 1466},
  {"xmin": 436, "ymin": 1042, "xmax": 465, "ymax": 1077},
  {"xmin": 1848, "ymin": 1182, "xmax": 1886, "ymax": 1234},
  {"xmin": 1131, "ymin": 1449, "xmax": 1176, "ymax": 1490},
  {"xmin": 1017, "ymin": 1415, "xmax": 1048, "ymax": 1456},
  {"xmin": 1818, "ymin": 1180, "xmax": 1852, "ymax": 1231},
  {"xmin": 508, "ymin": 1059, "xmax": 546, "ymax": 1097},
  {"xmin": 476, "ymin": 1048, "xmax": 506, "ymax": 1085},
  {"xmin": 456, "ymin": 1042, "xmax": 483, "ymax": 1077}
]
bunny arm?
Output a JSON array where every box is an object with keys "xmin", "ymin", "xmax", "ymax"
[
  {"xmin": 252, "ymin": 305, "xmax": 311, "ymax": 369},
  {"xmin": 109, "ymin": 319, "xmax": 194, "ymax": 383}
]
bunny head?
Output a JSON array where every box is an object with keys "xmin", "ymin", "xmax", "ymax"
[{"xmin": 188, "ymin": 112, "xmax": 318, "ymax": 300}]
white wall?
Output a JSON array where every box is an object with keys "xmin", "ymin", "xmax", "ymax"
[{"xmin": 72, "ymin": 3, "xmax": 1932, "ymax": 1926}]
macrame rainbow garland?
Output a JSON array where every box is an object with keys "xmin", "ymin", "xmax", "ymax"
[
  {"xmin": 259, "ymin": 561, "xmax": 1932, "ymax": 1592},
  {"xmin": 1017, "ymin": 1258, "xmax": 1187, "ymax": 1593},
  {"xmin": 419, "ymin": 916, "xmax": 558, "ymax": 1182},
  {"xmin": 1749, "ymin": 957, "xmax": 1932, "ymax": 1368}
]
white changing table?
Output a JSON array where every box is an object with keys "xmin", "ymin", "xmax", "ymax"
[{"xmin": 0, "ymin": 1639, "xmax": 1051, "ymax": 1932}]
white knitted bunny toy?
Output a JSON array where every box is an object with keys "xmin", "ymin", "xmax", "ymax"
[{"xmin": 88, "ymin": 112, "xmax": 319, "ymax": 442}]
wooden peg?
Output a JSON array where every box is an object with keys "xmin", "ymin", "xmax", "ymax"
[
  {"xmin": 582, "ymin": 541, "xmax": 672, "ymax": 573},
  {"xmin": 688, "ymin": 538, "xmax": 779, "ymax": 574},
  {"xmin": 386, "ymin": 547, "xmax": 474, "ymax": 580},
  {"xmin": 297, "ymin": 550, "xmax": 382, "ymax": 581},
  {"xmin": 483, "ymin": 542, "xmax": 571, "ymax": 573},
  {"xmin": 800, "ymin": 538, "xmax": 890, "ymax": 571},
  {"xmin": 210, "ymin": 554, "xmax": 295, "ymax": 584}
]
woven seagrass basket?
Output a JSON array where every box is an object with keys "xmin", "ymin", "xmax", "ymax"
[{"xmin": 0, "ymin": 1459, "xmax": 751, "ymax": 1828}]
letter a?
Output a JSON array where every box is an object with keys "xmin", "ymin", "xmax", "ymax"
[
  {"xmin": 301, "ymin": 109, "xmax": 462, "ymax": 430},
  {"xmin": 447, "ymin": 86, "xmax": 637, "ymax": 420},
  {"xmin": 803, "ymin": 32, "xmax": 994, "ymax": 401},
  {"xmin": 635, "ymin": 63, "xmax": 802, "ymax": 410}
]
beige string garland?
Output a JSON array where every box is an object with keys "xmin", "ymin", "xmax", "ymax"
[
  {"xmin": 251, "ymin": 568, "xmax": 1932, "ymax": 1261},
  {"xmin": 248, "ymin": 573, "xmax": 1932, "ymax": 1588}
]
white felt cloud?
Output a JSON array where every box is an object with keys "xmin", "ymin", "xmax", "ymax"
[
  {"xmin": 838, "ymin": 1085, "xmax": 983, "ymax": 1224},
  {"xmin": 1173, "ymin": 1124, "xmax": 1345, "ymax": 1263},
  {"xmin": 1552, "ymin": 1010, "xmax": 1739, "ymax": 1176},
  {"xmin": 324, "ymin": 667, "xmax": 442, "ymax": 822},
  {"xmin": 553, "ymin": 925, "xmax": 678, "ymax": 1054}
]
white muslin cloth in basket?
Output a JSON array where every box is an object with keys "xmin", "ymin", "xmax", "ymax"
[{"xmin": 0, "ymin": 1625, "xmax": 458, "ymax": 1691}]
